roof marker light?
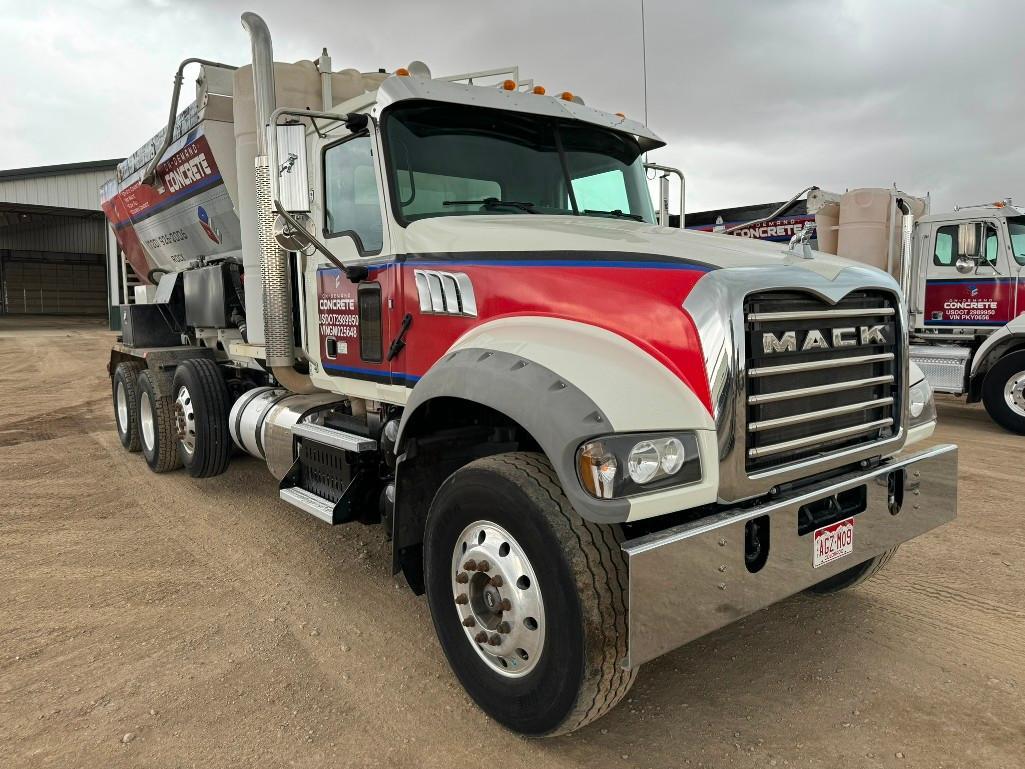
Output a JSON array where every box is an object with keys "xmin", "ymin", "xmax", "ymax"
[
  {"xmin": 559, "ymin": 91, "xmax": 574, "ymax": 101},
  {"xmin": 615, "ymin": 112, "xmax": 625, "ymax": 117},
  {"xmin": 502, "ymin": 79, "xmax": 517, "ymax": 91},
  {"xmin": 532, "ymin": 85, "xmax": 546, "ymax": 95},
  {"xmin": 395, "ymin": 67, "xmax": 410, "ymax": 76}
]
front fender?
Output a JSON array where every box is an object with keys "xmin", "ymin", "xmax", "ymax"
[{"xmin": 396, "ymin": 317, "xmax": 718, "ymax": 523}]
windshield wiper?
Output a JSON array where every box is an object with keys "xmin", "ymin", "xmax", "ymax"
[
  {"xmin": 583, "ymin": 209, "xmax": 644, "ymax": 222},
  {"xmin": 443, "ymin": 197, "xmax": 538, "ymax": 214}
]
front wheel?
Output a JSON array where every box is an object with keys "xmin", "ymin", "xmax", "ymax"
[
  {"xmin": 806, "ymin": 547, "xmax": 898, "ymax": 594},
  {"xmin": 424, "ymin": 452, "xmax": 635, "ymax": 737},
  {"xmin": 982, "ymin": 350, "xmax": 1025, "ymax": 434}
]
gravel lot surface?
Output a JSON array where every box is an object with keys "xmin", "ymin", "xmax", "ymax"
[{"xmin": 2, "ymin": 316, "xmax": 1022, "ymax": 768}]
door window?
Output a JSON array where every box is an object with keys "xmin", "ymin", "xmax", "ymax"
[
  {"xmin": 324, "ymin": 135, "xmax": 384, "ymax": 254},
  {"xmin": 933, "ymin": 225, "xmax": 957, "ymax": 266},
  {"xmin": 984, "ymin": 226, "xmax": 999, "ymax": 267}
]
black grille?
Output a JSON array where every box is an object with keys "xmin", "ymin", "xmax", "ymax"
[{"xmin": 744, "ymin": 290, "xmax": 900, "ymax": 474}]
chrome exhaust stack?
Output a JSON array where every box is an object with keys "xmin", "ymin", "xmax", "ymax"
[{"xmin": 241, "ymin": 12, "xmax": 320, "ymax": 392}]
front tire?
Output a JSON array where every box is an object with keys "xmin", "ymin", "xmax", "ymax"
[
  {"xmin": 112, "ymin": 361, "xmax": 144, "ymax": 452},
  {"xmin": 138, "ymin": 370, "xmax": 182, "ymax": 473},
  {"xmin": 806, "ymin": 547, "xmax": 898, "ymax": 594},
  {"xmin": 424, "ymin": 452, "xmax": 635, "ymax": 737},
  {"xmin": 171, "ymin": 359, "xmax": 231, "ymax": 478},
  {"xmin": 982, "ymin": 351, "xmax": 1025, "ymax": 434}
]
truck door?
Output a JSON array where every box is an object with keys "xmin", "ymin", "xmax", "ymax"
[
  {"xmin": 922, "ymin": 219, "xmax": 1014, "ymax": 329},
  {"xmin": 311, "ymin": 126, "xmax": 399, "ymax": 386}
]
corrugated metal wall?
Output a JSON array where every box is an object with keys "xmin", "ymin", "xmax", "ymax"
[
  {"xmin": 0, "ymin": 168, "xmax": 113, "ymax": 211},
  {"xmin": 0, "ymin": 214, "xmax": 105, "ymax": 254},
  {"xmin": 0, "ymin": 164, "xmax": 117, "ymax": 317},
  {"xmin": 1, "ymin": 253, "xmax": 107, "ymax": 315}
]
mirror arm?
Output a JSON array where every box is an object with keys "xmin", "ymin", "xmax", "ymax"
[{"xmin": 272, "ymin": 201, "xmax": 368, "ymax": 283}]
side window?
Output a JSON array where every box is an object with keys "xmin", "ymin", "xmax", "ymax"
[
  {"xmin": 933, "ymin": 225, "xmax": 956, "ymax": 266},
  {"xmin": 324, "ymin": 135, "xmax": 383, "ymax": 254}
]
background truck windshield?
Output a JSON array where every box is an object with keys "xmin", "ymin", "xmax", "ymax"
[
  {"xmin": 1007, "ymin": 217, "xmax": 1025, "ymax": 266},
  {"xmin": 384, "ymin": 102, "xmax": 656, "ymax": 224}
]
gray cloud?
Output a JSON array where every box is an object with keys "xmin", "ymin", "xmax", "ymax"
[{"xmin": 2, "ymin": 0, "xmax": 1021, "ymax": 211}]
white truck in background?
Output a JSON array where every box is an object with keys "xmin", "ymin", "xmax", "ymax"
[{"xmin": 803, "ymin": 189, "xmax": 1025, "ymax": 433}]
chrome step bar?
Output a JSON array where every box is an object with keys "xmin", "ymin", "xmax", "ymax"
[
  {"xmin": 748, "ymin": 374, "xmax": 894, "ymax": 405},
  {"xmin": 292, "ymin": 422, "xmax": 377, "ymax": 452},
  {"xmin": 280, "ymin": 486, "xmax": 337, "ymax": 524},
  {"xmin": 748, "ymin": 306, "xmax": 896, "ymax": 322},
  {"xmin": 748, "ymin": 418, "xmax": 894, "ymax": 459},
  {"xmin": 749, "ymin": 352, "xmax": 894, "ymax": 378},
  {"xmin": 749, "ymin": 397, "xmax": 894, "ymax": 432}
]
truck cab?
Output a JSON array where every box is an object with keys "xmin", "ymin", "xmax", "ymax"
[{"xmin": 101, "ymin": 13, "xmax": 958, "ymax": 737}]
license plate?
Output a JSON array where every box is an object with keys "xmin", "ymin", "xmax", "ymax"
[{"xmin": 812, "ymin": 516, "xmax": 855, "ymax": 568}]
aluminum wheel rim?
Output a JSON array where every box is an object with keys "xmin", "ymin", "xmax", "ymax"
[
  {"xmin": 1003, "ymin": 371, "xmax": 1025, "ymax": 417},
  {"xmin": 451, "ymin": 520, "xmax": 545, "ymax": 678},
  {"xmin": 139, "ymin": 392, "xmax": 155, "ymax": 451},
  {"xmin": 174, "ymin": 385, "xmax": 196, "ymax": 457},
  {"xmin": 115, "ymin": 381, "xmax": 129, "ymax": 434}
]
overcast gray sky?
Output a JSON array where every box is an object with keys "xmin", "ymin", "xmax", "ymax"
[{"xmin": 1, "ymin": 0, "xmax": 1022, "ymax": 212}]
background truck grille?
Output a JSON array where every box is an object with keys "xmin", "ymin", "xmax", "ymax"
[{"xmin": 744, "ymin": 290, "xmax": 900, "ymax": 474}]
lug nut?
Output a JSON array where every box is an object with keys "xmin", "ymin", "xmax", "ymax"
[
  {"xmin": 489, "ymin": 575, "xmax": 504, "ymax": 587},
  {"xmin": 500, "ymin": 598, "xmax": 512, "ymax": 611},
  {"xmin": 477, "ymin": 560, "xmax": 491, "ymax": 572},
  {"xmin": 463, "ymin": 559, "xmax": 477, "ymax": 571},
  {"xmin": 474, "ymin": 631, "xmax": 488, "ymax": 644},
  {"xmin": 455, "ymin": 593, "xmax": 468, "ymax": 605},
  {"xmin": 497, "ymin": 621, "xmax": 511, "ymax": 634},
  {"xmin": 488, "ymin": 634, "xmax": 501, "ymax": 646},
  {"xmin": 463, "ymin": 616, "xmax": 476, "ymax": 627},
  {"xmin": 455, "ymin": 572, "xmax": 469, "ymax": 584}
]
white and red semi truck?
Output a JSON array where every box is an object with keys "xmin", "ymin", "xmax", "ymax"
[
  {"xmin": 101, "ymin": 13, "xmax": 957, "ymax": 736},
  {"xmin": 695, "ymin": 188, "xmax": 1025, "ymax": 433}
]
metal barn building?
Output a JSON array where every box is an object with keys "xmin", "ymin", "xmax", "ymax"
[{"xmin": 0, "ymin": 159, "xmax": 124, "ymax": 325}]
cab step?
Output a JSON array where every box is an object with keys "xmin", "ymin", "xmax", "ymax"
[
  {"xmin": 291, "ymin": 422, "xmax": 377, "ymax": 452},
  {"xmin": 279, "ymin": 486, "xmax": 337, "ymax": 524}
]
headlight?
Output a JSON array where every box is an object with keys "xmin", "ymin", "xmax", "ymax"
[
  {"xmin": 577, "ymin": 433, "xmax": 701, "ymax": 499},
  {"xmin": 909, "ymin": 377, "xmax": 936, "ymax": 426}
]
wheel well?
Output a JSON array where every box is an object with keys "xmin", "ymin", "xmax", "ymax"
[{"xmin": 392, "ymin": 397, "xmax": 542, "ymax": 593}]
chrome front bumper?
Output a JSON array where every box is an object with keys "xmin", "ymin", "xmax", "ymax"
[{"xmin": 621, "ymin": 443, "xmax": 958, "ymax": 668}]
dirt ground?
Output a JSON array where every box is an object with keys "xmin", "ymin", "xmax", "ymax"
[{"xmin": 1, "ymin": 315, "xmax": 1022, "ymax": 769}]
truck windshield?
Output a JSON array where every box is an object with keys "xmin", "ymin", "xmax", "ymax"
[
  {"xmin": 383, "ymin": 102, "xmax": 656, "ymax": 225},
  {"xmin": 1007, "ymin": 217, "xmax": 1025, "ymax": 266}
]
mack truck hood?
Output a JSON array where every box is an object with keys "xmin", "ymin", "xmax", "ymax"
[{"xmin": 399, "ymin": 215, "xmax": 881, "ymax": 282}]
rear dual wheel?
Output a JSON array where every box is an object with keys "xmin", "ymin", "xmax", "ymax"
[
  {"xmin": 138, "ymin": 369, "xmax": 182, "ymax": 473},
  {"xmin": 112, "ymin": 361, "xmax": 145, "ymax": 452},
  {"xmin": 131, "ymin": 359, "xmax": 231, "ymax": 476},
  {"xmin": 424, "ymin": 452, "xmax": 635, "ymax": 737},
  {"xmin": 171, "ymin": 359, "xmax": 231, "ymax": 478}
]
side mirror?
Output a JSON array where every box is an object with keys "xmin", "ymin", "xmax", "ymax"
[
  {"xmin": 957, "ymin": 222, "xmax": 983, "ymax": 258},
  {"xmin": 955, "ymin": 256, "xmax": 976, "ymax": 274},
  {"xmin": 272, "ymin": 123, "xmax": 311, "ymax": 213}
]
